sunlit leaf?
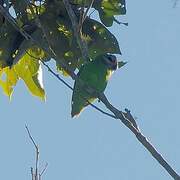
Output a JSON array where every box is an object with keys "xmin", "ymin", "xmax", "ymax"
[
  {"xmin": 0, "ymin": 0, "xmax": 125, "ymax": 99},
  {"xmin": 26, "ymin": 4, "xmax": 46, "ymax": 20},
  {"xmin": 0, "ymin": 67, "xmax": 19, "ymax": 98},
  {"xmin": 14, "ymin": 52, "xmax": 45, "ymax": 100},
  {"xmin": 93, "ymin": 0, "xmax": 126, "ymax": 26},
  {"xmin": 71, "ymin": 0, "xmax": 126, "ymax": 26},
  {"xmin": 56, "ymin": 51, "xmax": 77, "ymax": 76}
]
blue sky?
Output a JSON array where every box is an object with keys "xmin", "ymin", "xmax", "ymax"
[{"xmin": 0, "ymin": 0, "xmax": 180, "ymax": 180}]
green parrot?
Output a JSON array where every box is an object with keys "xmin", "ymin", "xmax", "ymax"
[{"xmin": 71, "ymin": 54, "xmax": 118, "ymax": 118}]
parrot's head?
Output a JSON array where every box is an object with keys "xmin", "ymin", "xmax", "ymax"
[{"xmin": 102, "ymin": 54, "xmax": 118, "ymax": 70}]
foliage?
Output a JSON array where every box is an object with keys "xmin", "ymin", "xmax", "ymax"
[{"xmin": 0, "ymin": 0, "xmax": 126, "ymax": 99}]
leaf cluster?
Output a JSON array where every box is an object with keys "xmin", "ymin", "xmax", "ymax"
[{"xmin": 0, "ymin": 0, "xmax": 126, "ymax": 99}]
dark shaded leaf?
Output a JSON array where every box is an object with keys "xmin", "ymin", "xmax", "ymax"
[
  {"xmin": 83, "ymin": 18, "xmax": 121, "ymax": 58},
  {"xmin": 0, "ymin": 23, "xmax": 20, "ymax": 68}
]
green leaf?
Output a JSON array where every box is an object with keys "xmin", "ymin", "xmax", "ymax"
[
  {"xmin": 83, "ymin": 18, "xmax": 121, "ymax": 58},
  {"xmin": 11, "ymin": 28, "xmax": 50, "ymax": 65},
  {"xmin": 11, "ymin": 0, "xmax": 29, "ymax": 24},
  {"xmin": 26, "ymin": 5, "xmax": 46, "ymax": 20},
  {"xmin": 55, "ymin": 17, "xmax": 121, "ymax": 73},
  {"xmin": 14, "ymin": 52, "xmax": 45, "ymax": 100},
  {"xmin": 56, "ymin": 51, "xmax": 78, "ymax": 76},
  {"xmin": 93, "ymin": 0, "xmax": 126, "ymax": 27},
  {"xmin": 71, "ymin": 0, "xmax": 93, "ymax": 6},
  {"xmin": 0, "ymin": 22, "xmax": 20, "ymax": 67},
  {"xmin": 101, "ymin": 0, "xmax": 126, "ymax": 16},
  {"xmin": 99, "ymin": 14, "xmax": 114, "ymax": 27},
  {"xmin": 71, "ymin": 0, "xmax": 126, "ymax": 26}
]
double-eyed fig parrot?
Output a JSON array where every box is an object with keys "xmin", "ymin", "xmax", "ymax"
[{"xmin": 71, "ymin": 54, "xmax": 118, "ymax": 117}]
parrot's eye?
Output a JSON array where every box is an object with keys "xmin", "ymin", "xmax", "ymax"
[
  {"xmin": 103, "ymin": 55, "xmax": 117, "ymax": 70},
  {"xmin": 107, "ymin": 56, "xmax": 115, "ymax": 63},
  {"xmin": 108, "ymin": 56, "xmax": 112, "ymax": 61}
]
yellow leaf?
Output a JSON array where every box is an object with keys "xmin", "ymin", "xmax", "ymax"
[
  {"xmin": 0, "ymin": 67, "xmax": 19, "ymax": 98},
  {"xmin": 14, "ymin": 52, "xmax": 46, "ymax": 100}
]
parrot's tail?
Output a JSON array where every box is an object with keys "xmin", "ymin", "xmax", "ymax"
[
  {"xmin": 71, "ymin": 97, "xmax": 96, "ymax": 118},
  {"xmin": 71, "ymin": 103, "xmax": 83, "ymax": 118}
]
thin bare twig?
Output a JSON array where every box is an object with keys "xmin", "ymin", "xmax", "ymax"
[
  {"xmin": 78, "ymin": 0, "xmax": 94, "ymax": 33},
  {"xmin": 78, "ymin": 4, "xmax": 84, "ymax": 31},
  {"xmin": 25, "ymin": 125, "xmax": 38, "ymax": 149},
  {"xmin": 31, "ymin": 167, "xmax": 34, "ymax": 180},
  {"xmin": 25, "ymin": 125, "xmax": 39, "ymax": 180},
  {"xmin": 25, "ymin": 125, "xmax": 48, "ymax": 180},
  {"xmin": 88, "ymin": 9, "xmax": 95, "ymax": 18},
  {"xmin": 40, "ymin": 163, "xmax": 48, "ymax": 176}
]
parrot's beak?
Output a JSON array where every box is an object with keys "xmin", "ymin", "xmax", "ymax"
[{"xmin": 117, "ymin": 61, "xmax": 127, "ymax": 69}]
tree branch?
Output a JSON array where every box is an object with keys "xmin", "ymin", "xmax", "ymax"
[
  {"xmin": 0, "ymin": 5, "xmax": 31, "ymax": 40},
  {"xmin": 61, "ymin": 2, "xmax": 180, "ymax": 180},
  {"xmin": 99, "ymin": 93, "xmax": 180, "ymax": 180},
  {"xmin": 82, "ymin": 0, "xmax": 94, "ymax": 24},
  {"xmin": 1, "ymin": 4, "xmax": 180, "ymax": 180}
]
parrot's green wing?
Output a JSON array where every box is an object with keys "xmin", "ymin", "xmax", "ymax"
[
  {"xmin": 71, "ymin": 65, "xmax": 97, "ymax": 117},
  {"xmin": 71, "ymin": 56, "xmax": 110, "ymax": 117}
]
